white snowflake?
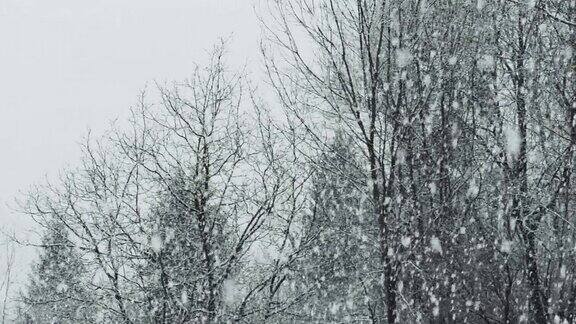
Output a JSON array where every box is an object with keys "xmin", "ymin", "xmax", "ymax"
[
  {"xmin": 478, "ymin": 54, "xmax": 494, "ymax": 71},
  {"xmin": 222, "ymin": 279, "xmax": 241, "ymax": 306},
  {"xmin": 553, "ymin": 315, "xmax": 561, "ymax": 324},
  {"xmin": 429, "ymin": 182, "xmax": 437, "ymax": 195},
  {"xmin": 467, "ymin": 179, "xmax": 479, "ymax": 197},
  {"xmin": 150, "ymin": 234, "xmax": 163, "ymax": 253},
  {"xmin": 501, "ymin": 240, "xmax": 512, "ymax": 253},
  {"xmin": 504, "ymin": 126, "xmax": 521, "ymax": 160},
  {"xmin": 181, "ymin": 290, "xmax": 189, "ymax": 305},
  {"xmin": 401, "ymin": 236, "xmax": 411, "ymax": 248},
  {"xmin": 56, "ymin": 282, "xmax": 68, "ymax": 293},
  {"xmin": 423, "ymin": 74, "xmax": 431, "ymax": 86},
  {"xmin": 330, "ymin": 302, "xmax": 340, "ymax": 314},
  {"xmin": 430, "ymin": 236, "xmax": 443, "ymax": 254},
  {"xmin": 396, "ymin": 48, "xmax": 413, "ymax": 68},
  {"xmin": 477, "ymin": 0, "xmax": 486, "ymax": 10}
]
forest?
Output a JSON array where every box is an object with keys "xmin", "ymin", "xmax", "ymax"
[{"xmin": 5, "ymin": 0, "xmax": 576, "ymax": 323}]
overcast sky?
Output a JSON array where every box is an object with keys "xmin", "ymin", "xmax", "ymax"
[{"xmin": 0, "ymin": 0, "xmax": 261, "ymax": 292}]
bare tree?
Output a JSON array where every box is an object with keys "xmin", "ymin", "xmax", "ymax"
[
  {"xmin": 0, "ymin": 242, "xmax": 14, "ymax": 324},
  {"xmin": 20, "ymin": 42, "xmax": 308, "ymax": 323}
]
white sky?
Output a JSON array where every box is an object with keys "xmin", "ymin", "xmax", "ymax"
[{"xmin": 0, "ymin": 0, "xmax": 262, "ymax": 301}]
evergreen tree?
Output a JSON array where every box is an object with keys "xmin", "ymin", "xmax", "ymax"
[
  {"xmin": 138, "ymin": 169, "xmax": 224, "ymax": 323},
  {"xmin": 294, "ymin": 132, "xmax": 382, "ymax": 322},
  {"xmin": 20, "ymin": 221, "xmax": 94, "ymax": 323}
]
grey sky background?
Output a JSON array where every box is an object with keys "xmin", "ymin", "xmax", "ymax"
[{"xmin": 0, "ymin": 0, "xmax": 261, "ymax": 297}]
